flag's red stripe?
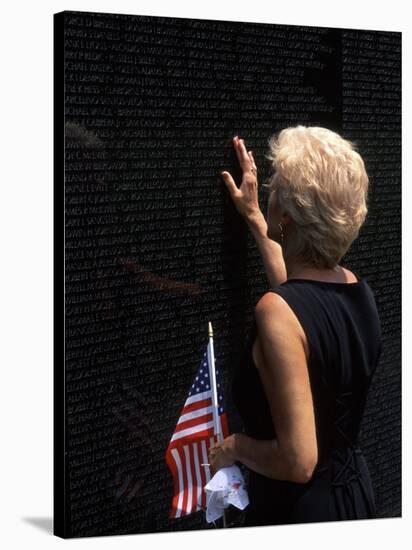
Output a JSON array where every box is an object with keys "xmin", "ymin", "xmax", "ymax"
[
  {"xmin": 189, "ymin": 443, "xmax": 197, "ymax": 514},
  {"xmin": 181, "ymin": 445, "xmax": 189, "ymax": 515},
  {"xmin": 175, "ymin": 411, "xmax": 214, "ymax": 434},
  {"xmin": 167, "ymin": 427, "xmax": 215, "ymax": 449},
  {"xmin": 182, "ymin": 397, "xmax": 211, "ymax": 414},
  {"xmin": 165, "ymin": 447, "xmax": 181, "ymax": 519},
  {"xmin": 184, "ymin": 445, "xmax": 192, "ymax": 516}
]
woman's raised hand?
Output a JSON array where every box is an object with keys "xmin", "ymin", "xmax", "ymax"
[{"xmin": 220, "ymin": 136, "xmax": 263, "ymax": 224}]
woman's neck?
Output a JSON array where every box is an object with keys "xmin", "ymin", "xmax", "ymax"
[{"xmin": 286, "ymin": 260, "xmax": 340, "ymax": 280}]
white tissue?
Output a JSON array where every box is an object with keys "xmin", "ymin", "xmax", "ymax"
[{"xmin": 204, "ymin": 464, "xmax": 249, "ymax": 523}]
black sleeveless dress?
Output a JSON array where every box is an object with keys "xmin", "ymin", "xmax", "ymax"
[{"xmin": 231, "ymin": 271, "xmax": 382, "ymax": 525}]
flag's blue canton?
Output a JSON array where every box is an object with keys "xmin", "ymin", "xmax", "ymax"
[{"xmin": 189, "ymin": 351, "xmax": 224, "ymax": 415}]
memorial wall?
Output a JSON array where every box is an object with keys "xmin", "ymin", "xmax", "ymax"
[{"xmin": 54, "ymin": 10, "xmax": 401, "ymax": 537}]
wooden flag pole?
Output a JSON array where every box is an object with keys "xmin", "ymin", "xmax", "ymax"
[{"xmin": 207, "ymin": 321, "xmax": 227, "ymax": 528}]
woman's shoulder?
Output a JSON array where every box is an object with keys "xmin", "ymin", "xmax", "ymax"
[
  {"xmin": 254, "ymin": 290, "xmax": 311, "ymax": 362},
  {"xmin": 255, "ymin": 289, "xmax": 301, "ymax": 327}
]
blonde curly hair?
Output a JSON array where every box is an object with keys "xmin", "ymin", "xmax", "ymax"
[{"xmin": 263, "ymin": 125, "xmax": 369, "ymax": 269}]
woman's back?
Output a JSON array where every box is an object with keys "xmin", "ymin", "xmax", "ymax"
[{"xmin": 231, "ymin": 271, "xmax": 382, "ymax": 524}]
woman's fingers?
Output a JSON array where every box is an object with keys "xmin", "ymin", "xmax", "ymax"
[
  {"xmin": 233, "ymin": 136, "xmax": 242, "ymax": 165},
  {"xmin": 238, "ymin": 139, "xmax": 250, "ymax": 164},
  {"xmin": 248, "ymin": 151, "xmax": 257, "ymax": 172},
  {"xmin": 221, "ymin": 170, "xmax": 239, "ymax": 198},
  {"xmin": 221, "ymin": 137, "xmax": 261, "ymax": 222},
  {"xmin": 233, "ymin": 137, "xmax": 252, "ymax": 171}
]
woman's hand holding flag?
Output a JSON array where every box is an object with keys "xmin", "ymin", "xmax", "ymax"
[{"xmin": 208, "ymin": 433, "xmax": 238, "ymax": 477}]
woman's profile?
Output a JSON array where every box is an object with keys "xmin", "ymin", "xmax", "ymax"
[{"xmin": 208, "ymin": 126, "xmax": 382, "ymax": 524}]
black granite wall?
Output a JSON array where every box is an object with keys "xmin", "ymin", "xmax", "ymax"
[{"xmin": 54, "ymin": 10, "xmax": 401, "ymax": 538}]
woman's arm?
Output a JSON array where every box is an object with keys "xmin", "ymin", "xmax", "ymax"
[
  {"xmin": 246, "ymin": 211, "xmax": 288, "ymax": 288},
  {"xmin": 253, "ymin": 292, "xmax": 319, "ymax": 482},
  {"xmin": 233, "ymin": 432, "xmax": 300, "ymax": 482}
]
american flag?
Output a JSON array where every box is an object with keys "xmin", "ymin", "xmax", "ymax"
[{"xmin": 165, "ymin": 341, "xmax": 229, "ymax": 519}]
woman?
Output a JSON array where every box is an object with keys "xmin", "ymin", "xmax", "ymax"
[{"xmin": 208, "ymin": 126, "xmax": 382, "ymax": 524}]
